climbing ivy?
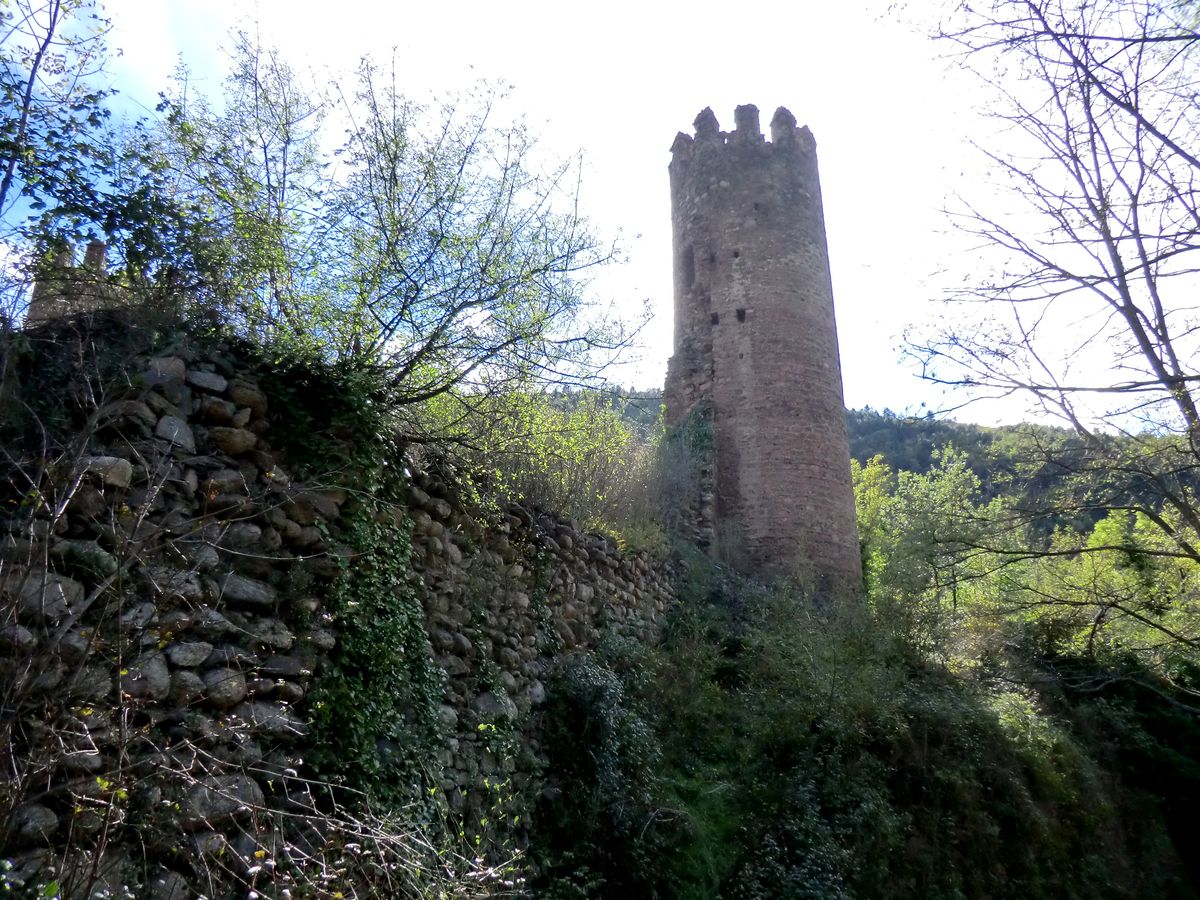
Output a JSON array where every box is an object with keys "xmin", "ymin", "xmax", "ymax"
[
  {"xmin": 306, "ymin": 495, "xmax": 446, "ymax": 805},
  {"xmin": 256, "ymin": 356, "xmax": 446, "ymax": 806}
]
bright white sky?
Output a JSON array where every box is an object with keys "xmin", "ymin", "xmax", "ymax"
[{"xmin": 102, "ymin": 0, "xmax": 993, "ymax": 419}]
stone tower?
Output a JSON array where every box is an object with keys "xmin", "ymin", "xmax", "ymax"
[{"xmin": 663, "ymin": 104, "xmax": 861, "ymax": 595}]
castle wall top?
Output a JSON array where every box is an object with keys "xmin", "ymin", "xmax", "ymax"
[
  {"xmin": 25, "ymin": 240, "xmax": 123, "ymax": 326},
  {"xmin": 669, "ymin": 104, "xmax": 816, "ymax": 162}
]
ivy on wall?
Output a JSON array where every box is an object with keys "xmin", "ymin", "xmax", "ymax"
[{"xmin": 306, "ymin": 498, "xmax": 445, "ymax": 803}]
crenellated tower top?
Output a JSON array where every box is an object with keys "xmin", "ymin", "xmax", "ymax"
[{"xmin": 669, "ymin": 105, "xmax": 816, "ymax": 163}]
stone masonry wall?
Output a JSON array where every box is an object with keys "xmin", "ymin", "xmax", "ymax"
[
  {"xmin": 24, "ymin": 241, "xmax": 127, "ymax": 327},
  {"xmin": 0, "ymin": 322, "xmax": 673, "ymax": 898},
  {"xmin": 664, "ymin": 104, "xmax": 862, "ymax": 596},
  {"xmin": 406, "ymin": 463, "xmax": 673, "ymax": 819}
]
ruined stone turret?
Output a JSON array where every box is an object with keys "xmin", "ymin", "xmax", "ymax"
[
  {"xmin": 25, "ymin": 240, "xmax": 124, "ymax": 325},
  {"xmin": 664, "ymin": 104, "xmax": 861, "ymax": 596}
]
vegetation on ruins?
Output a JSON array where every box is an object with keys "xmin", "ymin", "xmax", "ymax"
[
  {"xmin": 4, "ymin": 0, "xmax": 1200, "ymax": 898},
  {"xmin": 2, "ymin": 4, "xmax": 633, "ymax": 408}
]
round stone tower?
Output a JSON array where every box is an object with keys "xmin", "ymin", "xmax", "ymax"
[{"xmin": 663, "ymin": 104, "xmax": 862, "ymax": 596}]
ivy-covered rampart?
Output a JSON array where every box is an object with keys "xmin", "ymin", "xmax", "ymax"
[{"xmin": 0, "ymin": 313, "xmax": 675, "ymax": 898}]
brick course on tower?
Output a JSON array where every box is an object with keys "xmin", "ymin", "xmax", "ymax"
[{"xmin": 663, "ymin": 103, "xmax": 862, "ymax": 596}]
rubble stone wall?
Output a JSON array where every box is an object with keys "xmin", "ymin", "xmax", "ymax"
[{"xmin": 0, "ymin": 325, "xmax": 673, "ymax": 897}]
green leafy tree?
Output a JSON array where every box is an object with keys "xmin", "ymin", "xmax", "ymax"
[
  {"xmin": 853, "ymin": 449, "xmax": 993, "ymax": 655},
  {"xmin": 0, "ymin": 0, "xmax": 109, "ymax": 219},
  {"xmin": 415, "ymin": 389, "xmax": 660, "ymax": 540},
  {"xmin": 0, "ymin": 0, "xmax": 206, "ymax": 310},
  {"xmin": 154, "ymin": 29, "xmax": 328, "ymax": 336},
  {"xmin": 992, "ymin": 509, "xmax": 1200, "ymax": 672},
  {"xmin": 153, "ymin": 45, "xmax": 630, "ymax": 402}
]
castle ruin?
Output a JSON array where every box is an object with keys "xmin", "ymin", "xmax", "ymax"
[
  {"xmin": 663, "ymin": 104, "xmax": 862, "ymax": 595},
  {"xmin": 23, "ymin": 240, "xmax": 124, "ymax": 325}
]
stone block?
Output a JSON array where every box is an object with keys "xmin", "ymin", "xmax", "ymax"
[{"xmin": 155, "ymin": 416, "xmax": 196, "ymax": 453}]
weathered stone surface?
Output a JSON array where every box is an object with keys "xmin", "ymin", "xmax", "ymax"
[
  {"xmin": 302, "ymin": 628, "xmax": 336, "ymax": 651},
  {"xmin": 170, "ymin": 670, "xmax": 206, "ymax": 704},
  {"xmin": 260, "ymin": 526, "xmax": 283, "ymax": 550},
  {"xmin": 187, "ymin": 369, "xmax": 229, "ymax": 393},
  {"xmin": 120, "ymin": 652, "xmax": 170, "ymax": 701},
  {"xmin": 193, "ymin": 606, "xmax": 237, "ymax": 639},
  {"xmin": 192, "ymin": 830, "xmax": 226, "ymax": 855},
  {"xmin": 249, "ymin": 618, "xmax": 294, "ymax": 650},
  {"xmin": 273, "ymin": 680, "xmax": 305, "ymax": 703},
  {"xmin": 205, "ymin": 469, "xmax": 248, "ymax": 494},
  {"xmin": 524, "ymin": 679, "xmax": 547, "ymax": 706},
  {"xmin": 61, "ymin": 749, "xmax": 103, "ymax": 773},
  {"xmin": 144, "ymin": 566, "xmax": 204, "ymax": 602},
  {"xmin": 0, "ymin": 328, "xmax": 681, "ymax": 898},
  {"xmin": 148, "ymin": 356, "xmax": 186, "ymax": 380},
  {"xmin": 260, "ymin": 654, "xmax": 308, "ymax": 678},
  {"xmin": 52, "ymin": 540, "xmax": 119, "ymax": 579},
  {"xmin": 14, "ymin": 804, "xmax": 58, "ymax": 841},
  {"xmin": 144, "ymin": 391, "xmax": 181, "ymax": 418},
  {"xmin": 184, "ymin": 543, "xmax": 221, "ymax": 572},
  {"xmin": 28, "ymin": 659, "xmax": 65, "ymax": 693},
  {"xmin": 232, "ymin": 701, "xmax": 308, "ymax": 740},
  {"xmin": 208, "ymin": 426, "xmax": 257, "ymax": 455},
  {"xmin": 663, "ymin": 105, "xmax": 861, "ymax": 591},
  {"xmin": 181, "ymin": 775, "xmax": 264, "ymax": 829},
  {"xmin": 155, "ymin": 415, "xmax": 196, "ymax": 452},
  {"xmin": 80, "ymin": 455, "xmax": 133, "ymax": 488},
  {"xmin": 218, "ymin": 522, "xmax": 262, "ymax": 551},
  {"xmin": 217, "ymin": 573, "xmax": 277, "ymax": 607},
  {"xmin": 17, "ymin": 572, "xmax": 84, "ymax": 620},
  {"xmin": 166, "ymin": 641, "xmax": 213, "ymax": 667},
  {"xmin": 65, "ymin": 665, "xmax": 112, "ymax": 700},
  {"xmin": 99, "ymin": 399, "xmax": 157, "ymax": 428},
  {"xmin": 203, "ymin": 667, "xmax": 248, "ymax": 707},
  {"xmin": 205, "ymin": 645, "xmax": 261, "ymax": 668},
  {"xmin": 197, "ymin": 395, "xmax": 237, "ymax": 425},
  {"xmin": 145, "ymin": 869, "xmax": 190, "ymax": 900},
  {"xmin": 471, "ymin": 690, "xmax": 518, "ymax": 725},
  {"xmin": 228, "ymin": 382, "xmax": 268, "ymax": 418},
  {"xmin": 118, "ymin": 600, "xmax": 156, "ymax": 630},
  {"xmin": 0, "ymin": 623, "xmax": 36, "ymax": 652},
  {"xmin": 292, "ymin": 525, "xmax": 324, "ymax": 549}
]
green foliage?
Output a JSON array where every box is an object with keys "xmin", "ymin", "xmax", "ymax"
[
  {"xmin": 306, "ymin": 496, "xmax": 445, "ymax": 803},
  {"xmin": 257, "ymin": 356, "xmax": 448, "ymax": 805},
  {"xmin": 154, "ymin": 31, "xmax": 328, "ymax": 344},
  {"xmin": 0, "ymin": 1, "xmax": 211, "ymax": 297},
  {"xmin": 146, "ymin": 43, "xmax": 627, "ymax": 396},
  {"xmin": 529, "ymin": 548, "xmax": 1194, "ymax": 898},
  {"xmin": 255, "ymin": 353, "xmax": 398, "ymax": 481},
  {"xmin": 850, "ymin": 416, "xmax": 1200, "ymax": 681},
  {"xmin": 533, "ymin": 637, "xmax": 673, "ymax": 898},
  {"xmin": 414, "ymin": 388, "xmax": 663, "ymax": 545},
  {"xmin": 852, "ymin": 449, "xmax": 994, "ymax": 656}
]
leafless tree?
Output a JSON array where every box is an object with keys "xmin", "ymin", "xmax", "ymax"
[{"xmin": 914, "ymin": 0, "xmax": 1200, "ymax": 564}]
